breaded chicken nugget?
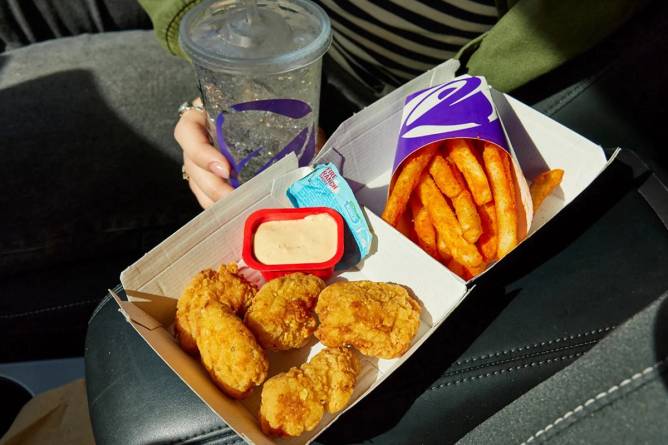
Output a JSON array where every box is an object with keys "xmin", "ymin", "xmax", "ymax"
[
  {"xmin": 175, "ymin": 263, "xmax": 256, "ymax": 355},
  {"xmin": 315, "ymin": 281, "xmax": 421, "ymax": 359},
  {"xmin": 195, "ymin": 299, "xmax": 269, "ymax": 399},
  {"xmin": 245, "ymin": 273, "xmax": 325, "ymax": 351},
  {"xmin": 259, "ymin": 347, "xmax": 359, "ymax": 437}
]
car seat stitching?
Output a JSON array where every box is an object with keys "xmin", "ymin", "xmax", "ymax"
[
  {"xmin": 430, "ymin": 353, "xmax": 583, "ymax": 391},
  {"xmin": 445, "ymin": 339, "xmax": 600, "ymax": 377},
  {"xmin": 453, "ymin": 326, "xmax": 614, "ymax": 366},
  {"xmin": 0, "ymin": 299, "xmax": 101, "ymax": 319},
  {"xmin": 520, "ymin": 357, "xmax": 668, "ymax": 444}
]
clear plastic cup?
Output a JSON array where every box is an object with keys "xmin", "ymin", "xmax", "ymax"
[{"xmin": 180, "ymin": 0, "xmax": 331, "ymax": 186}]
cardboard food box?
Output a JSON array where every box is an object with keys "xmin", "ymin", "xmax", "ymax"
[{"xmin": 112, "ymin": 59, "xmax": 617, "ymax": 445}]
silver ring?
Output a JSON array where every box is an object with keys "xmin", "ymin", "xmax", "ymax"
[{"xmin": 178, "ymin": 101, "xmax": 205, "ymax": 118}]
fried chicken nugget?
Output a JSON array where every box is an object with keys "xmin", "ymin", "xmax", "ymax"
[
  {"xmin": 175, "ymin": 263, "xmax": 257, "ymax": 355},
  {"xmin": 174, "ymin": 263, "xmax": 266, "ymax": 399},
  {"xmin": 259, "ymin": 347, "xmax": 360, "ymax": 437},
  {"xmin": 195, "ymin": 299, "xmax": 269, "ymax": 399},
  {"xmin": 245, "ymin": 273, "xmax": 326, "ymax": 351},
  {"xmin": 315, "ymin": 281, "xmax": 421, "ymax": 359}
]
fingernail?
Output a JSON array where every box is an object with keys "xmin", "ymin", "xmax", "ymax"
[{"xmin": 209, "ymin": 161, "xmax": 229, "ymax": 179}]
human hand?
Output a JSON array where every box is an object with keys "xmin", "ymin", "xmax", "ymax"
[
  {"xmin": 175, "ymin": 98, "xmax": 327, "ymax": 209},
  {"xmin": 175, "ymin": 98, "xmax": 234, "ymax": 209}
]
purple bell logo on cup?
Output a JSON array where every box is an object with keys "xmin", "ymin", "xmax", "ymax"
[
  {"xmin": 386, "ymin": 75, "xmax": 532, "ymax": 275},
  {"xmin": 180, "ymin": 0, "xmax": 332, "ymax": 187},
  {"xmin": 215, "ymin": 98, "xmax": 317, "ymax": 187}
]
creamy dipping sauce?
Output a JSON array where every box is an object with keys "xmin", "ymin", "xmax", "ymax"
[{"xmin": 253, "ymin": 214, "xmax": 338, "ymax": 265}]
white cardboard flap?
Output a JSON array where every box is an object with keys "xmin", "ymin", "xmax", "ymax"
[
  {"xmin": 314, "ymin": 59, "xmax": 460, "ymax": 199},
  {"xmin": 121, "ymin": 154, "xmax": 299, "ymax": 296}
]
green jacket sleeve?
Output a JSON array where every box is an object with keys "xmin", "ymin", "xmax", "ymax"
[
  {"xmin": 138, "ymin": 0, "xmax": 203, "ymax": 58},
  {"xmin": 459, "ymin": 0, "xmax": 646, "ymax": 92}
]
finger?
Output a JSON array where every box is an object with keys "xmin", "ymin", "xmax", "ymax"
[
  {"xmin": 188, "ymin": 176, "xmax": 215, "ymax": 209},
  {"xmin": 175, "ymin": 109, "xmax": 231, "ymax": 179},
  {"xmin": 185, "ymin": 157, "xmax": 234, "ymax": 203}
]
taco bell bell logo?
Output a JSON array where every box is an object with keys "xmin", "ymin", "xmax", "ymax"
[
  {"xmin": 393, "ymin": 75, "xmax": 508, "ymax": 172},
  {"xmin": 215, "ymin": 98, "xmax": 316, "ymax": 187},
  {"xmin": 400, "ymin": 76, "xmax": 497, "ymax": 139}
]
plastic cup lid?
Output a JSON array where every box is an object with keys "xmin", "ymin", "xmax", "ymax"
[{"xmin": 180, "ymin": 0, "xmax": 332, "ymax": 74}]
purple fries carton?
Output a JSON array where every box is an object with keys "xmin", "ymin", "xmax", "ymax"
[{"xmin": 391, "ymin": 75, "xmax": 533, "ymax": 239}]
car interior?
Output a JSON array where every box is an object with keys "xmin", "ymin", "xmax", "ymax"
[{"xmin": 1, "ymin": 1, "xmax": 667, "ymax": 444}]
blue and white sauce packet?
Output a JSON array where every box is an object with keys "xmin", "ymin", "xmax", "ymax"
[{"xmin": 286, "ymin": 163, "xmax": 372, "ymax": 265}]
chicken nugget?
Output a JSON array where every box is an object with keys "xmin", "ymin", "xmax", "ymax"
[
  {"xmin": 245, "ymin": 273, "xmax": 326, "ymax": 351},
  {"xmin": 195, "ymin": 299, "xmax": 269, "ymax": 399},
  {"xmin": 259, "ymin": 347, "xmax": 359, "ymax": 437},
  {"xmin": 315, "ymin": 281, "xmax": 421, "ymax": 359},
  {"xmin": 175, "ymin": 263, "xmax": 256, "ymax": 355}
]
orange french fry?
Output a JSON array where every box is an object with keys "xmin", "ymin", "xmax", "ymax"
[
  {"xmin": 482, "ymin": 142, "xmax": 518, "ymax": 259},
  {"xmin": 429, "ymin": 155, "xmax": 482, "ymax": 244},
  {"xmin": 436, "ymin": 233, "xmax": 452, "ymax": 263},
  {"xmin": 476, "ymin": 202, "xmax": 498, "ymax": 262},
  {"xmin": 416, "ymin": 174, "xmax": 483, "ymax": 269},
  {"xmin": 395, "ymin": 209, "xmax": 417, "ymax": 241},
  {"xmin": 445, "ymin": 139, "xmax": 492, "ymax": 206},
  {"xmin": 382, "ymin": 144, "xmax": 438, "ymax": 226},
  {"xmin": 409, "ymin": 195, "xmax": 439, "ymax": 260},
  {"xmin": 530, "ymin": 169, "xmax": 564, "ymax": 211},
  {"xmin": 502, "ymin": 150, "xmax": 517, "ymax": 211},
  {"xmin": 452, "ymin": 190, "xmax": 482, "ymax": 244},
  {"xmin": 428, "ymin": 155, "xmax": 463, "ymax": 198},
  {"xmin": 503, "ymin": 152, "xmax": 529, "ymax": 240},
  {"xmin": 445, "ymin": 258, "xmax": 467, "ymax": 280},
  {"xmin": 464, "ymin": 261, "xmax": 488, "ymax": 280}
]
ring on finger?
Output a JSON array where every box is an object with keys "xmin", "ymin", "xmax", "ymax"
[{"xmin": 178, "ymin": 101, "xmax": 205, "ymax": 118}]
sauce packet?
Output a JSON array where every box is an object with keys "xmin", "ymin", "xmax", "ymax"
[{"xmin": 286, "ymin": 163, "xmax": 372, "ymax": 265}]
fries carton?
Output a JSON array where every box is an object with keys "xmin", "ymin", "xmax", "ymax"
[
  {"xmin": 386, "ymin": 74, "xmax": 535, "ymax": 275},
  {"xmin": 113, "ymin": 59, "xmax": 617, "ymax": 444}
]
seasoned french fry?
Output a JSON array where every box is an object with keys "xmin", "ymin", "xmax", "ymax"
[
  {"xmin": 436, "ymin": 233, "xmax": 452, "ymax": 263},
  {"xmin": 530, "ymin": 169, "xmax": 564, "ymax": 211},
  {"xmin": 430, "ymin": 155, "xmax": 482, "ymax": 243},
  {"xmin": 429, "ymin": 155, "xmax": 462, "ymax": 198},
  {"xmin": 482, "ymin": 142, "xmax": 518, "ymax": 258},
  {"xmin": 476, "ymin": 202, "xmax": 498, "ymax": 262},
  {"xmin": 446, "ymin": 258, "xmax": 467, "ymax": 280},
  {"xmin": 409, "ymin": 196, "xmax": 439, "ymax": 260},
  {"xmin": 452, "ymin": 190, "xmax": 482, "ymax": 244},
  {"xmin": 445, "ymin": 139, "xmax": 492, "ymax": 206},
  {"xmin": 382, "ymin": 144, "xmax": 438, "ymax": 226},
  {"xmin": 502, "ymin": 150, "xmax": 516, "ymax": 210},
  {"xmin": 464, "ymin": 262, "xmax": 488, "ymax": 280},
  {"xmin": 395, "ymin": 209, "xmax": 416, "ymax": 241},
  {"xmin": 417, "ymin": 174, "xmax": 483, "ymax": 268}
]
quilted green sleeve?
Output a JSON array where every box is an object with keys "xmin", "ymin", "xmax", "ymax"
[
  {"xmin": 138, "ymin": 0, "xmax": 203, "ymax": 58},
  {"xmin": 460, "ymin": 0, "xmax": 647, "ymax": 92}
]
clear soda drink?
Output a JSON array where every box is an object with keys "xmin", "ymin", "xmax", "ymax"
[{"xmin": 180, "ymin": 0, "xmax": 331, "ymax": 186}]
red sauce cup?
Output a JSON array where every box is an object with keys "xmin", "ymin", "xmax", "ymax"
[{"xmin": 242, "ymin": 207, "xmax": 345, "ymax": 280}]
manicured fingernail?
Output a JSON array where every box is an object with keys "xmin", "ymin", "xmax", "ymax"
[{"xmin": 209, "ymin": 161, "xmax": 229, "ymax": 179}]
